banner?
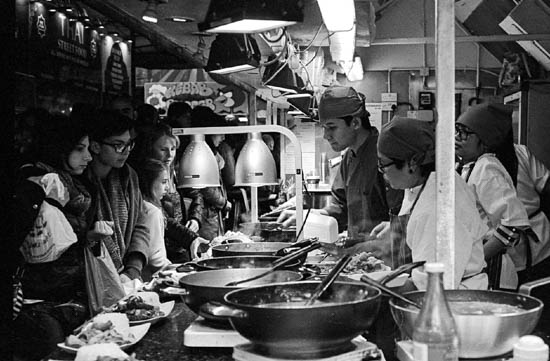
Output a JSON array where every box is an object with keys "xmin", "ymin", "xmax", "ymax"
[
  {"xmin": 101, "ymin": 39, "xmax": 132, "ymax": 95},
  {"xmin": 144, "ymin": 81, "xmax": 248, "ymax": 116}
]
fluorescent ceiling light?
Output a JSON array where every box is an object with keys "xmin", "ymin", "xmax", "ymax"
[
  {"xmin": 199, "ymin": 0, "xmax": 303, "ymax": 33},
  {"xmin": 142, "ymin": 1, "xmax": 158, "ymax": 23},
  {"xmin": 317, "ymin": 0, "xmax": 355, "ymax": 32},
  {"xmin": 166, "ymin": 16, "xmax": 194, "ymax": 22}
]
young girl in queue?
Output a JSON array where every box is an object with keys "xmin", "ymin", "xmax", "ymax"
[
  {"xmin": 455, "ymin": 103, "xmax": 535, "ymax": 290},
  {"xmin": 137, "ymin": 158, "xmax": 172, "ymax": 276},
  {"xmin": 135, "ymin": 123, "xmax": 209, "ymax": 262},
  {"xmin": 377, "ymin": 116, "xmax": 488, "ymax": 290},
  {"xmin": 13, "ymin": 113, "xmax": 93, "ymax": 360}
]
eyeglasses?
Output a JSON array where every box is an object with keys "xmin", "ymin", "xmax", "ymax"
[
  {"xmin": 455, "ymin": 125, "xmax": 475, "ymax": 141},
  {"xmin": 377, "ymin": 159, "xmax": 396, "ymax": 173},
  {"xmin": 100, "ymin": 140, "xmax": 135, "ymax": 154}
]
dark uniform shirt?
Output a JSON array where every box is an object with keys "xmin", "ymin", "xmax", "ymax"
[{"xmin": 323, "ymin": 129, "xmax": 403, "ymax": 240}]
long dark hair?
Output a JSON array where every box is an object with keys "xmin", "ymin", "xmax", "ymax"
[
  {"xmin": 137, "ymin": 158, "xmax": 167, "ymax": 205},
  {"xmin": 34, "ymin": 113, "xmax": 89, "ymax": 170},
  {"xmin": 493, "ymin": 129, "xmax": 518, "ymax": 187}
]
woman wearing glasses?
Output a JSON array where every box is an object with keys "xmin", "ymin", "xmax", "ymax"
[
  {"xmin": 455, "ymin": 103, "xmax": 533, "ymax": 290},
  {"xmin": 377, "ymin": 116, "xmax": 488, "ymax": 290}
]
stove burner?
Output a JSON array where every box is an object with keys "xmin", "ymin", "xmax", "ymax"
[{"xmin": 251, "ymin": 341, "xmax": 356, "ymax": 359}]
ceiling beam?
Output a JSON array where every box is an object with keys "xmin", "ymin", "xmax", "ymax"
[{"xmin": 370, "ymin": 33, "xmax": 550, "ymax": 45}]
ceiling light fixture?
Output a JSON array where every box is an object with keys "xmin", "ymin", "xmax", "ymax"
[
  {"xmin": 317, "ymin": 0, "xmax": 355, "ymax": 32},
  {"xmin": 142, "ymin": 0, "xmax": 158, "ymax": 23},
  {"xmin": 262, "ymin": 60, "xmax": 305, "ymax": 94},
  {"xmin": 206, "ymin": 34, "xmax": 261, "ymax": 74},
  {"xmin": 199, "ymin": 0, "xmax": 303, "ymax": 33},
  {"xmin": 166, "ymin": 16, "xmax": 194, "ymax": 23}
]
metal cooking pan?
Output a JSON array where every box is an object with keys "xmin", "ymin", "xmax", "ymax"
[
  {"xmin": 220, "ymin": 281, "xmax": 382, "ymax": 358},
  {"xmin": 390, "ymin": 289, "xmax": 543, "ymax": 358},
  {"xmin": 178, "ymin": 268, "xmax": 302, "ymax": 323},
  {"xmin": 211, "ymin": 242, "xmax": 293, "ymax": 257},
  {"xmin": 179, "ymin": 255, "xmax": 301, "ymax": 272}
]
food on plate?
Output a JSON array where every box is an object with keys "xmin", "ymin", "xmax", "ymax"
[
  {"xmin": 107, "ymin": 292, "xmax": 165, "ymax": 321},
  {"xmin": 74, "ymin": 343, "xmax": 143, "ymax": 361},
  {"xmin": 345, "ymin": 252, "xmax": 386, "ymax": 273},
  {"xmin": 65, "ymin": 313, "xmax": 135, "ymax": 349}
]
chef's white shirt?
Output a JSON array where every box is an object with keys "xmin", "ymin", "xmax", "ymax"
[
  {"xmin": 509, "ymin": 144, "xmax": 550, "ymax": 269},
  {"xmin": 460, "ymin": 153, "xmax": 530, "ymax": 289},
  {"xmin": 402, "ymin": 172, "xmax": 488, "ymax": 290}
]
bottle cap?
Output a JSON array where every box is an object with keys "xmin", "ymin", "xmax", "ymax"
[
  {"xmin": 424, "ymin": 262, "xmax": 445, "ymax": 273},
  {"xmin": 514, "ymin": 335, "xmax": 549, "ymax": 360}
]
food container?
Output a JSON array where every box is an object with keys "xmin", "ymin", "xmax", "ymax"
[{"xmin": 389, "ymin": 289, "xmax": 543, "ymax": 358}]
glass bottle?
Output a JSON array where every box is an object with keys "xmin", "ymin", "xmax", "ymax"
[{"xmin": 412, "ymin": 262, "xmax": 459, "ymax": 361}]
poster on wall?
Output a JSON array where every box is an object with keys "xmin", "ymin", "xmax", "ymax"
[
  {"xmin": 144, "ymin": 81, "xmax": 248, "ymax": 116},
  {"xmin": 102, "ymin": 39, "xmax": 132, "ymax": 95}
]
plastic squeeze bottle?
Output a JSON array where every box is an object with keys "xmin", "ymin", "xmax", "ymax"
[{"xmin": 412, "ymin": 262, "xmax": 459, "ymax": 361}]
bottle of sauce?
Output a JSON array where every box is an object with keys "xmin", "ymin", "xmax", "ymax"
[{"xmin": 412, "ymin": 262, "xmax": 459, "ymax": 361}]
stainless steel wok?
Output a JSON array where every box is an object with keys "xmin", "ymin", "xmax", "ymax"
[
  {"xmin": 389, "ymin": 289, "xmax": 543, "ymax": 358},
  {"xmin": 222, "ymin": 281, "xmax": 382, "ymax": 358}
]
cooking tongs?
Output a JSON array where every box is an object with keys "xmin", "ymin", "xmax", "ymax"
[
  {"xmin": 225, "ymin": 241, "xmax": 322, "ymax": 287},
  {"xmin": 305, "ymin": 254, "xmax": 352, "ymax": 306}
]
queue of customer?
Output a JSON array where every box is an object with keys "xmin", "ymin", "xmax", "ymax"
[{"xmin": 11, "ymin": 100, "xmax": 232, "ymax": 360}]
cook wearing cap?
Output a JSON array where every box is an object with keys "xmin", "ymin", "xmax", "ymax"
[
  {"xmin": 377, "ymin": 116, "xmax": 488, "ymax": 290},
  {"xmin": 278, "ymin": 86, "xmax": 403, "ymax": 260},
  {"xmin": 455, "ymin": 103, "xmax": 531, "ymax": 291}
]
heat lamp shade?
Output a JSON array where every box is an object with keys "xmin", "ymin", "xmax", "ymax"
[
  {"xmin": 206, "ymin": 34, "xmax": 261, "ymax": 74},
  {"xmin": 235, "ymin": 133, "xmax": 278, "ymax": 186},
  {"xmin": 177, "ymin": 134, "xmax": 220, "ymax": 188},
  {"xmin": 262, "ymin": 61, "xmax": 305, "ymax": 94},
  {"xmin": 199, "ymin": 0, "xmax": 304, "ymax": 33}
]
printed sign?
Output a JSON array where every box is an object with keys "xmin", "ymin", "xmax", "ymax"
[
  {"xmin": 144, "ymin": 82, "xmax": 248, "ymax": 115},
  {"xmin": 102, "ymin": 39, "xmax": 132, "ymax": 95}
]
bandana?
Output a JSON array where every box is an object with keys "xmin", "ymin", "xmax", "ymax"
[
  {"xmin": 456, "ymin": 103, "xmax": 513, "ymax": 149},
  {"xmin": 378, "ymin": 116, "xmax": 435, "ymax": 164}
]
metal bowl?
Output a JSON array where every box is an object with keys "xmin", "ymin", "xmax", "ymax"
[{"xmin": 389, "ymin": 289, "xmax": 543, "ymax": 358}]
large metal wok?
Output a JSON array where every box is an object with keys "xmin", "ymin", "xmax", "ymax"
[
  {"xmin": 221, "ymin": 281, "xmax": 382, "ymax": 358},
  {"xmin": 389, "ymin": 289, "xmax": 543, "ymax": 358},
  {"xmin": 180, "ymin": 255, "xmax": 301, "ymax": 272},
  {"xmin": 211, "ymin": 242, "xmax": 293, "ymax": 257},
  {"xmin": 178, "ymin": 268, "xmax": 302, "ymax": 320}
]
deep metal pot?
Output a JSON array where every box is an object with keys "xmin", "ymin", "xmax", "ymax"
[
  {"xmin": 222, "ymin": 281, "xmax": 382, "ymax": 358},
  {"xmin": 178, "ymin": 268, "xmax": 302, "ymax": 317},
  {"xmin": 389, "ymin": 289, "xmax": 543, "ymax": 358}
]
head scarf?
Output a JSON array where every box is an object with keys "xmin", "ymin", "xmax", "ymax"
[
  {"xmin": 456, "ymin": 103, "xmax": 513, "ymax": 149},
  {"xmin": 378, "ymin": 116, "xmax": 435, "ymax": 165},
  {"xmin": 318, "ymin": 86, "xmax": 369, "ymax": 121}
]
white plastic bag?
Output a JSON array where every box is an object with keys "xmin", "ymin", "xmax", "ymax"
[{"xmin": 20, "ymin": 200, "xmax": 77, "ymax": 263}]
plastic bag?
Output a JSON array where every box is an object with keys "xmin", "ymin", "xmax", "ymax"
[
  {"xmin": 19, "ymin": 200, "xmax": 78, "ymax": 263},
  {"xmin": 84, "ymin": 242, "xmax": 125, "ymax": 315}
]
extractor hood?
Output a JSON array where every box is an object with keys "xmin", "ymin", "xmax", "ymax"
[{"xmin": 499, "ymin": 0, "xmax": 550, "ymax": 71}]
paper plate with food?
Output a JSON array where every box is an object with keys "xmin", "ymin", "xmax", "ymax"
[
  {"xmin": 74, "ymin": 343, "xmax": 144, "ymax": 361},
  {"xmin": 107, "ymin": 292, "xmax": 174, "ymax": 326},
  {"xmin": 58, "ymin": 313, "xmax": 150, "ymax": 353}
]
